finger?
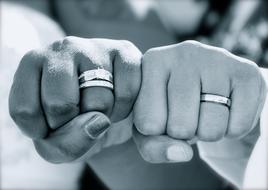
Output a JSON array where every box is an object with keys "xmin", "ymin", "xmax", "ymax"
[
  {"xmin": 198, "ymin": 103, "xmax": 229, "ymax": 141},
  {"xmin": 41, "ymin": 42, "xmax": 80, "ymax": 129},
  {"xmin": 227, "ymin": 65, "xmax": 267, "ymax": 138},
  {"xmin": 167, "ymin": 64, "xmax": 200, "ymax": 140},
  {"xmin": 197, "ymin": 67, "xmax": 230, "ymax": 141},
  {"xmin": 9, "ymin": 51, "xmax": 49, "ymax": 139},
  {"xmin": 110, "ymin": 41, "xmax": 142, "ymax": 122},
  {"xmin": 33, "ymin": 111, "xmax": 110, "ymax": 163},
  {"xmin": 134, "ymin": 50, "xmax": 169, "ymax": 135},
  {"xmin": 133, "ymin": 127, "xmax": 193, "ymax": 163},
  {"xmin": 77, "ymin": 40, "xmax": 114, "ymax": 115}
]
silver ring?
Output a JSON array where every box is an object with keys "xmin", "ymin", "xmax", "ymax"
[
  {"xmin": 79, "ymin": 68, "xmax": 113, "ymax": 84},
  {"xmin": 200, "ymin": 94, "xmax": 231, "ymax": 107},
  {"xmin": 80, "ymin": 80, "xmax": 114, "ymax": 90},
  {"xmin": 79, "ymin": 68, "xmax": 113, "ymax": 90}
]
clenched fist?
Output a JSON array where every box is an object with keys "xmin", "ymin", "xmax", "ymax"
[
  {"xmin": 9, "ymin": 37, "xmax": 142, "ymax": 163},
  {"xmin": 134, "ymin": 41, "xmax": 267, "ymax": 163}
]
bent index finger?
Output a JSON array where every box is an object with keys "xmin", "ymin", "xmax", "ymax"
[{"xmin": 9, "ymin": 50, "xmax": 49, "ymax": 139}]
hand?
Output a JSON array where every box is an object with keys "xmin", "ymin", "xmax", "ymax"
[
  {"xmin": 9, "ymin": 37, "xmax": 142, "ymax": 163},
  {"xmin": 133, "ymin": 40, "xmax": 267, "ymax": 163}
]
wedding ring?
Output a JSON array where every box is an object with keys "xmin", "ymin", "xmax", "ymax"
[
  {"xmin": 79, "ymin": 68, "xmax": 114, "ymax": 90},
  {"xmin": 200, "ymin": 93, "xmax": 231, "ymax": 107},
  {"xmin": 79, "ymin": 68, "xmax": 113, "ymax": 83},
  {"xmin": 80, "ymin": 80, "xmax": 114, "ymax": 90}
]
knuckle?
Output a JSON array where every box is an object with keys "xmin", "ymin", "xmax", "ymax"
[
  {"xmin": 226, "ymin": 130, "xmax": 242, "ymax": 139},
  {"xmin": 143, "ymin": 48, "xmax": 157, "ymax": 61},
  {"xmin": 180, "ymin": 40, "xmax": 200, "ymax": 48},
  {"xmin": 135, "ymin": 120, "xmax": 164, "ymax": 136},
  {"xmin": 62, "ymin": 36, "xmax": 77, "ymax": 45},
  {"xmin": 44, "ymin": 100, "xmax": 78, "ymax": 116},
  {"xmin": 82, "ymin": 96, "xmax": 113, "ymax": 114},
  {"xmin": 198, "ymin": 129, "xmax": 224, "ymax": 142},
  {"xmin": 50, "ymin": 40, "xmax": 63, "ymax": 51},
  {"xmin": 227, "ymin": 125, "xmax": 251, "ymax": 139},
  {"xmin": 178, "ymin": 40, "xmax": 203, "ymax": 54},
  {"xmin": 23, "ymin": 50, "xmax": 39, "ymax": 59},
  {"xmin": 215, "ymin": 46, "xmax": 231, "ymax": 56},
  {"xmin": 119, "ymin": 40, "xmax": 135, "ymax": 49},
  {"xmin": 9, "ymin": 103, "xmax": 48, "ymax": 139},
  {"xmin": 50, "ymin": 36, "xmax": 77, "ymax": 52},
  {"xmin": 9, "ymin": 106, "xmax": 39, "ymax": 122},
  {"xmin": 116, "ymin": 40, "xmax": 142, "ymax": 66},
  {"xmin": 20, "ymin": 50, "xmax": 44, "ymax": 66},
  {"xmin": 27, "ymin": 127, "xmax": 48, "ymax": 139},
  {"xmin": 235, "ymin": 60, "xmax": 259, "ymax": 82},
  {"xmin": 167, "ymin": 126, "xmax": 195, "ymax": 140}
]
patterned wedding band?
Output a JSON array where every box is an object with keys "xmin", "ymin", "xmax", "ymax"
[
  {"xmin": 79, "ymin": 68, "xmax": 114, "ymax": 90},
  {"xmin": 79, "ymin": 68, "xmax": 113, "ymax": 83},
  {"xmin": 200, "ymin": 94, "xmax": 231, "ymax": 107}
]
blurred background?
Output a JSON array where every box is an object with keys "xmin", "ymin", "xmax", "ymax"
[{"xmin": 1, "ymin": 0, "xmax": 267, "ymax": 189}]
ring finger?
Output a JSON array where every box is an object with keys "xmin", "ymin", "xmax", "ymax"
[{"xmin": 197, "ymin": 71, "xmax": 230, "ymax": 142}]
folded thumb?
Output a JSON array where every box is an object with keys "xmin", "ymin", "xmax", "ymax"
[
  {"xmin": 34, "ymin": 112, "xmax": 111, "ymax": 163},
  {"xmin": 85, "ymin": 112, "xmax": 111, "ymax": 139}
]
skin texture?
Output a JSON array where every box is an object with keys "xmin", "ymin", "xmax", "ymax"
[
  {"xmin": 9, "ymin": 37, "xmax": 142, "ymax": 163},
  {"xmin": 9, "ymin": 38, "xmax": 267, "ymax": 166},
  {"xmin": 6, "ymin": 1, "xmax": 268, "ymax": 187},
  {"xmin": 133, "ymin": 40, "xmax": 267, "ymax": 163}
]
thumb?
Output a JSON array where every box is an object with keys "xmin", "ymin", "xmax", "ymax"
[
  {"xmin": 133, "ymin": 127, "xmax": 193, "ymax": 163},
  {"xmin": 34, "ymin": 111, "xmax": 110, "ymax": 163}
]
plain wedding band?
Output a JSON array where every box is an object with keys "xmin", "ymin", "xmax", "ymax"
[{"xmin": 200, "ymin": 93, "xmax": 231, "ymax": 108}]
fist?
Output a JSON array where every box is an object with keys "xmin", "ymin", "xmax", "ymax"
[
  {"xmin": 134, "ymin": 41, "xmax": 267, "ymax": 163},
  {"xmin": 9, "ymin": 37, "xmax": 142, "ymax": 163}
]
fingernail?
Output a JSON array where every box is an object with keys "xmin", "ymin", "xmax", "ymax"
[
  {"xmin": 166, "ymin": 145, "xmax": 191, "ymax": 162},
  {"xmin": 85, "ymin": 115, "xmax": 110, "ymax": 139}
]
